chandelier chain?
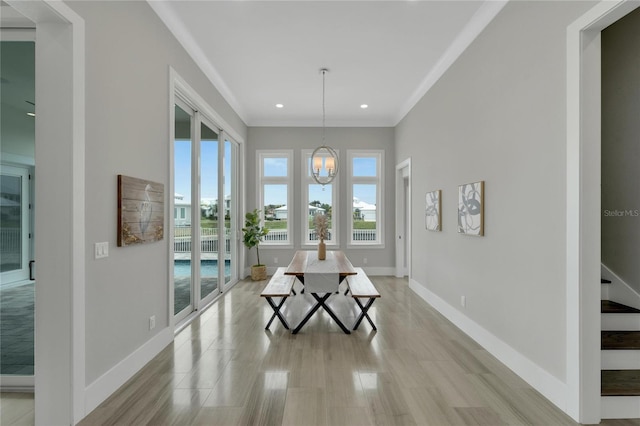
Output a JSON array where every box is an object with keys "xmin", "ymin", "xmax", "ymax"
[{"xmin": 322, "ymin": 69, "xmax": 326, "ymax": 143}]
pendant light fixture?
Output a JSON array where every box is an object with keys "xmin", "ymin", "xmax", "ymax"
[{"xmin": 311, "ymin": 68, "xmax": 338, "ymax": 187}]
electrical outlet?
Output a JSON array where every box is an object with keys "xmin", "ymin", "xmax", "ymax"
[
  {"xmin": 363, "ymin": 258, "xmax": 368, "ymax": 265},
  {"xmin": 461, "ymin": 296, "xmax": 466, "ymax": 308},
  {"xmin": 149, "ymin": 315, "xmax": 156, "ymax": 330},
  {"xmin": 274, "ymin": 257, "xmax": 278, "ymax": 264}
]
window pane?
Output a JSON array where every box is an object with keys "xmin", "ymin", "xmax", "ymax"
[
  {"xmin": 352, "ymin": 184, "xmax": 377, "ymax": 241},
  {"xmin": 263, "ymin": 157, "xmax": 288, "ymax": 177},
  {"xmin": 224, "ymin": 140, "xmax": 233, "ymax": 285},
  {"xmin": 263, "ymin": 184, "xmax": 288, "ymax": 242},
  {"xmin": 200, "ymin": 123, "xmax": 218, "ymax": 300},
  {"xmin": 352, "ymin": 157, "xmax": 377, "ymax": 177},
  {"xmin": 174, "ymin": 103, "xmax": 192, "ymax": 315},
  {"xmin": 0, "ymin": 175, "xmax": 22, "ymax": 272},
  {"xmin": 308, "ymin": 184, "xmax": 333, "ymax": 242}
]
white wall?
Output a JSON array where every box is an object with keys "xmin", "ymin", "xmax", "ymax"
[
  {"xmin": 65, "ymin": 0, "xmax": 247, "ymax": 387},
  {"xmin": 601, "ymin": 7, "xmax": 640, "ymax": 296},
  {"xmin": 395, "ymin": 0, "xmax": 595, "ymax": 390},
  {"xmin": 246, "ymin": 127, "xmax": 395, "ymax": 273}
]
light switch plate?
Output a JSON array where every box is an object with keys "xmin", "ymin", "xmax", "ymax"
[{"xmin": 95, "ymin": 242, "xmax": 109, "ymax": 259}]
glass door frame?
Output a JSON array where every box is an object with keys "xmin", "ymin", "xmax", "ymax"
[
  {"xmin": 171, "ymin": 81, "xmax": 242, "ymax": 327},
  {"xmin": 173, "ymin": 97, "xmax": 197, "ymax": 323},
  {"xmin": 222, "ymin": 136, "xmax": 239, "ymax": 289},
  {"xmin": 198, "ymin": 115, "xmax": 220, "ymax": 308}
]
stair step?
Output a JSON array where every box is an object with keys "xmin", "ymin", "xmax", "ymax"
[
  {"xmin": 602, "ymin": 278, "xmax": 612, "ymax": 284},
  {"xmin": 602, "ymin": 300, "xmax": 640, "ymax": 314},
  {"xmin": 602, "ymin": 370, "xmax": 640, "ymax": 396},
  {"xmin": 602, "ymin": 331, "xmax": 640, "ymax": 350}
]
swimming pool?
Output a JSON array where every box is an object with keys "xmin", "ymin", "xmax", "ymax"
[{"xmin": 174, "ymin": 259, "xmax": 231, "ymax": 277}]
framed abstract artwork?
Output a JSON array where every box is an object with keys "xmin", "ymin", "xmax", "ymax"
[
  {"xmin": 458, "ymin": 181, "xmax": 484, "ymax": 236},
  {"xmin": 117, "ymin": 175, "xmax": 164, "ymax": 246},
  {"xmin": 425, "ymin": 190, "xmax": 441, "ymax": 231}
]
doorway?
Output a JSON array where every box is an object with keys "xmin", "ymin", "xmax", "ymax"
[
  {"xmin": 0, "ymin": 31, "xmax": 36, "ymax": 385},
  {"xmin": 173, "ymin": 95, "xmax": 240, "ymax": 325},
  {"xmin": 567, "ymin": 0, "xmax": 640, "ymax": 422},
  {"xmin": 395, "ymin": 158, "xmax": 411, "ymax": 278}
]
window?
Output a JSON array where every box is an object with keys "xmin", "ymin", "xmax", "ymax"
[
  {"xmin": 302, "ymin": 149, "xmax": 338, "ymax": 246},
  {"xmin": 348, "ymin": 150, "xmax": 384, "ymax": 246},
  {"xmin": 258, "ymin": 150, "xmax": 293, "ymax": 246}
]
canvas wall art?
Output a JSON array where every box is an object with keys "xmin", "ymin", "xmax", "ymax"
[
  {"xmin": 118, "ymin": 175, "xmax": 164, "ymax": 246},
  {"xmin": 458, "ymin": 181, "xmax": 484, "ymax": 236},
  {"xmin": 425, "ymin": 189, "xmax": 441, "ymax": 231}
]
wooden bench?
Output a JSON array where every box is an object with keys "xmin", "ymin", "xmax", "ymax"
[
  {"xmin": 260, "ymin": 267, "xmax": 296, "ymax": 330},
  {"xmin": 346, "ymin": 267, "xmax": 381, "ymax": 330}
]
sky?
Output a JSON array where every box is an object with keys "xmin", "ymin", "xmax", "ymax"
[{"xmin": 174, "ymin": 139, "xmax": 232, "ymax": 204}]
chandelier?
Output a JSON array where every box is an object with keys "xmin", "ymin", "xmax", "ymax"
[{"xmin": 311, "ymin": 68, "xmax": 338, "ymax": 186}]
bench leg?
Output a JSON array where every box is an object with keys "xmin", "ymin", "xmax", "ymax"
[
  {"xmin": 265, "ymin": 296, "xmax": 290, "ymax": 330},
  {"xmin": 292, "ymin": 293, "xmax": 351, "ymax": 335},
  {"xmin": 353, "ymin": 298, "xmax": 376, "ymax": 331}
]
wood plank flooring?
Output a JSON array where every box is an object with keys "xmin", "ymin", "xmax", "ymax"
[
  {"xmin": 602, "ymin": 331, "xmax": 640, "ymax": 350},
  {"xmin": 2, "ymin": 277, "xmax": 638, "ymax": 425},
  {"xmin": 602, "ymin": 300, "xmax": 640, "ymax": 314},
  {"xmin": 601, "ymin": 370, "xmax": 640, "ymax": 397}
]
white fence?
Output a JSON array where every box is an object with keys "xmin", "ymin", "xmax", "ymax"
[
  {"xmin": 263, "ymin": 228, "xmax": 377, "ymax": 242},
  {"xmin": 174, "ymin": 228, "xmax": 231, "ymax": 253},
  {"xmin": 0, "ymin": 229, "xmax": 21, "ymax": 254},
  {"xmin": 174, "ymin": 227, "xmax": 378, "ymax": 253}
]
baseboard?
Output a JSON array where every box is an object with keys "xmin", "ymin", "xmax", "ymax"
[
  {"xmin": 601, "ymin": 396, "xmax": 640, "ymax": 419},
  {"xmin": 359, "ymin": 266, "xmax": 394, "ymax": 276},
  {"xmin": 409, "ymin": 278, "xmax": 569, "ymax": 413},
  {"xmin": 0, "ymin": 375, "xmax": 34, "ymax": 392},
  {"xmin": 84, "ymin": 327, "xmax": 173, "ymax": 417},
  {"xmin": 601, "ymin": 264, "xmax": 640, "ymax": 310}
]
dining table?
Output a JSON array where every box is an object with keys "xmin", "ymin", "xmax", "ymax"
[{"xmin": 285, "ymin": 250, "xmax": 357, "ymax": 334}]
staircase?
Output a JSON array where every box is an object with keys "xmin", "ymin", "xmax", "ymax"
[{"xmin": 601, "ymin": 282, "xmax": 640, "ymax": 419}]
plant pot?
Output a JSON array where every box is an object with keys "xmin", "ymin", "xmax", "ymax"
[
  {"xmin": 318, "ymin": 240, "xmax": 326, "ymax": 260},
  {"xmin": 251, "ymin": 264, "xmax": 267, "ymax": 281}
]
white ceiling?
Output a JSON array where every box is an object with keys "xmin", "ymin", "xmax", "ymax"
[{"xmin": 149, "ymin": 1, "xmax": 507, "ymax": 127}]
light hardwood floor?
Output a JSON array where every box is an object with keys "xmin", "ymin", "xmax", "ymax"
[{"xmin": 2, "ymin": 276, "xmax": 639, "ymax": 425}]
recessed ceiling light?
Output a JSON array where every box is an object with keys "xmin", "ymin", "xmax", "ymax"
[
  {"xmin": 26, "ymin": 112, "xmax": 35, "ymax": 117},
  {"xmin": 360, "ymin": 104, "xmax": 368, "ymax": 109},
  {"xmin": 275, "ymin": 103, "xmax": 284, "ymax": 108}
]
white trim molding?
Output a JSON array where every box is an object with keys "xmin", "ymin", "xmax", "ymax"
[
  {"xmin": 394, "ymin": 1, "xmax": 508, "ymax": 125},
  {"xmin": 6, "ymin": 0, "xmax": 87, "ymax": 423},
  {"xmin": 84, "ymin": 328, "xmax": 173, "ymax": 416},
  {"xmin": 601, "ymin": 263, "xmax": 640, "ymax": 311},
  {"xmin": 409, "ymin": 278, "xmax": 569, "ymax": 413}
]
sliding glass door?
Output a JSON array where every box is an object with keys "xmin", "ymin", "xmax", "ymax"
[
  {"xmin": 174, "ymin": 102, "xmax": 194, "ymax": 319},
  {"xmin": 200, "ymin": 121, "xmax": 218, "ymax": 302},
  {"xmin": 223, "ymin": 138, "xmax": 238, "ymax": 287},
  {"xmin": 173, "ymin": 98, "xmax": 239, "ymax": 323}
]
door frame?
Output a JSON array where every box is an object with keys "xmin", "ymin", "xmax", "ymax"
[
  {"xmin": 395, "ymin": 158, "xmax": 411, "ymax": 278},
  {"xmin": 566, "ymin": 0, "xmax": 639, "ymax": 422},
  {"xmin": 170, "ymin": 68, "xmax": 244, "ymax": 329},
  {"xmin": 6, "ymin": 0, "xmax": 86, "ymax": 423}
]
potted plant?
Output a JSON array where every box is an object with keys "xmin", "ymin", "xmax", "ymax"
[{"xmin": 242, "ymin": 208, "xmax": 269, "ymax": 280}]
